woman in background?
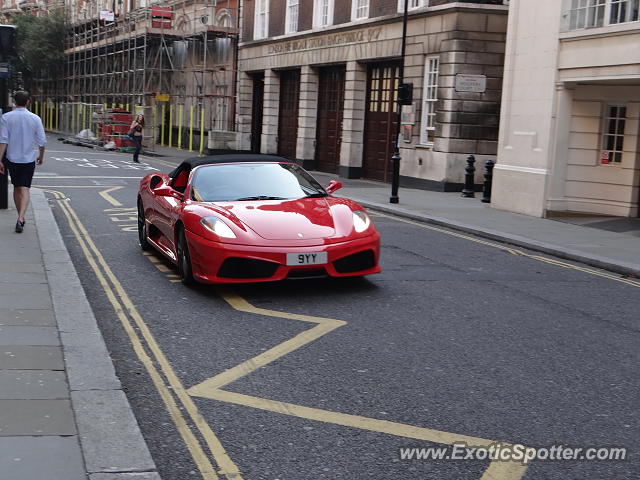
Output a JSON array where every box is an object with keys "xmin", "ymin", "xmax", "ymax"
[{"xmin": 130, "ymin": 114, "xmax": 144, "ymax": 163}]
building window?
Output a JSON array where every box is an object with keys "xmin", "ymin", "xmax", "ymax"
[
  {"xmin": 286, "ymin": 0, "xmax": 299, "ymax": 33},
  {"xmin": 420, "ymin": 56, "xmax": 439, "ymax": 145},
  {"xmin": 568, "ymin": 0, "xmax": 639, "ymax": 30},
  {"xmin": 254, "ymin": 0, "xmax": 269, "ymax": 40},
  {"xmin": 398, "ymin": 0, "xmax": 427, "ymax": 12},
  {"xmin": 352, "ymin": 0, "xmax": 369, "ymax": 20},
  {"xmin": 609, "ymin": 0, "xmax": 640, "ymax": 23},
  {"xmin": 313, "ymin": 0, "xmax": 334, "ymax": 28},
  {"xmin": 602, "ymin": 105, "xmax": 626, "ymax": 164}
]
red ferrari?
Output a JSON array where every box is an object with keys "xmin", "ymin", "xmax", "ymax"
[{"xmin": 137, "ymin": 154, "xmax": 381, "ymax": 284}]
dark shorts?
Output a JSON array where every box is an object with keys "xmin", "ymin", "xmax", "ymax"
[{"xmin": 3, "ymin": 159, "xmax": 36, "ymax": 188}]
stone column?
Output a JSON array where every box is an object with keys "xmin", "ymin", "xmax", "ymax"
[
  {"xmin": 236, "ymin": 72, "xmax": 254, "ymax": 151},
  {"xmin": 296, "ymin": 66, "xmax": 319, "ymax": 169},
  {"xmin": 339, "ymin": 61, "xmax": 367, "ymax": 178},
  {"xmin": 261, "ymin": 69, "xmax": 279, "ymax": 154},
  {"xmin": 545, "ymin": 83, "xmax": 574, "ymax": 213}
]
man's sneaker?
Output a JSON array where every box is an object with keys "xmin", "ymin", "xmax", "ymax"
[{"xmin": 15, "ymin": 221, "xmax": 25, "ymax": 233}]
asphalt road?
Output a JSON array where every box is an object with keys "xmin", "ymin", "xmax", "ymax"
[{"xmin": 34, "ymin": 138, "xmax": 640, "ymax": 480}]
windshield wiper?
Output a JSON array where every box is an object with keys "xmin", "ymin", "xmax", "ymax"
[
  {"xmin": 305, "ymin": 193, "xmax": 328, "ymax": 198},
  {"xmin": 233, "ymin": 196, "xmax": 288, "ymax": 201}
]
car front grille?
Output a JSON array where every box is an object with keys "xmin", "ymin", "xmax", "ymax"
[{"xmin": 217, "ymin": 257, "xmax": 279, "ymax": 279}]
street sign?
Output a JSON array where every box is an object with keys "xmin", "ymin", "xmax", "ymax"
[
  {"xmin": 155, "ymin": 93, "xmax": 170, "ymax": 102},
  {"xmin": 601, "ymin": 150, "xmax": 610, "ymax": 164},
  {"xmin": 455, "ymin": 74, "xmax": 487, "ymax": 93}
]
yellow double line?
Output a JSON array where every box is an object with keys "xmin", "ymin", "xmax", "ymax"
[{"xmin": 44, "ymin": 190, "xmax": 241, "ymax": 480}]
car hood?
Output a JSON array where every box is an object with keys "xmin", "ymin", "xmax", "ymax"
[{"xmin": 216, "ymin": 197, "xmax": 354, "ymax": 240}]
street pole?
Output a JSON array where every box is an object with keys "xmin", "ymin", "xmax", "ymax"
[
  {"xmin": 390, "ymin": 0, "xmax": 409, "ymax": 204},
  {"xmin": 0, "ymin": 26, "xmax": 14, "ymax": 210}
]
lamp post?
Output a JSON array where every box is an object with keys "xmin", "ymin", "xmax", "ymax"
[
  {"xmin": 0, "ymin": 25, "xmax": 16, "ymax": 210},
  {"xmin": 389, "ymin": 0, "xmax": 409, "ymax": 204}
]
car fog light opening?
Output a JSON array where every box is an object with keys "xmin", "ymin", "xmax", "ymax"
[
  {"xmin": 200, "ymin": 217, "xmax": 237, "ymax": 238},
  {"xmin": 353, "ymin": 210, "xmax": 371, "ymax": 233}
]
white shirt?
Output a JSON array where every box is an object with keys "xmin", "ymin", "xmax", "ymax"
[{"xmin": 0, "ymin": 107, "xmax": 47, "ymax": 164}]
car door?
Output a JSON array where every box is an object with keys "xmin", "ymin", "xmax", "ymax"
[{"xmin": 152, "ymin": 177, "xmax": 187, "ymax": 257}]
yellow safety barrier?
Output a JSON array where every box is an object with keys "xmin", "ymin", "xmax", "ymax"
[
  {"xmin": 169, "ymin": 104, "xmax": 173, "ymax": 148},
  {"xmin": 199, "ymin": 106, "xmax": 205, "ymax": 155},
  {"xmin": 189, "ymin": 106, "xmax": 194, "ymax": 152},
  {"xmin": 178, "ymin": 105, "xmax": 183, "ymax": 150},
  {"xmin": 153, "ymin": 104, "xmax": 158, "ymax": 147},
  {"xmin": 161, "ymin": 103, "xmax": 165, "ymax": 146}
]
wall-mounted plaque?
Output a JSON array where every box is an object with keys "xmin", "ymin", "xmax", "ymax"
[{"xmin": 455, "ymin": 74, "xmax": 487, "ymax": 93}]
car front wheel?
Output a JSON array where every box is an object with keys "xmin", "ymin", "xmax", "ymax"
[
  {"xmin": 137, "ymin": 199, "xmax": 151, "ymax": 251},
  {"xmin": 177, "ymin": 227, "xmax": 196, "ymax": 286}
]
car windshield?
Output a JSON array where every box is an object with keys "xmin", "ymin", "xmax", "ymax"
[{"xmin": 189, "ymin": 162, "xmax": 327, "ymax": 202}]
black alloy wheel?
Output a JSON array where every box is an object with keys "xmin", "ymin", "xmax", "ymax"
[
  {"xmin": 137, "ymin": 199, "xmax": 151, "ymax": 251},
  {"xmin": 177, "ymin": 227, "xmax": 196, "ymax": 286}
]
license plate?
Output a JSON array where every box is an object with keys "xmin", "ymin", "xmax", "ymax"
[{"xmin": 286, "ymin": 252, "xmax": 328, "ymax": 266}]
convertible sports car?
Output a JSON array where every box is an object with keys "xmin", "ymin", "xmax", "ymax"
[{"xmin": 137, "ymin": 154, "xmax": 381, "ymax": 284}]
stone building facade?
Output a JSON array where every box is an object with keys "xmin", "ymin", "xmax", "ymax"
[
  {"xmin": 493, "ymin": 0, "xmax": 640, "ymax": 218},
  {"xmin": 237, "ymin": 0, "xmax": 508, "ymax": 190}
]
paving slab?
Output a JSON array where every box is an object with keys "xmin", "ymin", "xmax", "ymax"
[
  {"xmin": 0, "ymin": 399, "xmax": 76, "ymax": 436},
  {"xmin": 0, "ymin": 262, "xmax": 45, "ymax": 274},
  {"xmin": 0, "ymin": 289, "xmax": 53, "ymax": 310},
  {"xmin": 0, "ymin": 346, "xmax": 64, "ymax": 370},
  {"xmin": 72, "ymin": 390, "xmax": 156, "ymax": 474},
  {"xmin": 0, "ymin": 309, "xmax": 56, "ymax": 326},
  {"xmin": 0, "ymin": 370, "xmax": 69, "ymax": 399},
  {"xmin": 0, "ymin": 326, "xmax": 60, "ymax": 346},
  {"xmin": 0, "ymin": 436, "xmax": 86, "ymax": 480},
  {"xmin": 0, "ymin": 271, "xmax": 48, "ymax": 284}
]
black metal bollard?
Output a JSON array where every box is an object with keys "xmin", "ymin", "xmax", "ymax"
[
  {"xmin": 461, "ymin": 155, "xmax": 476, "ymax": 198},
  {"xmin": 481, "ymin": 159, "xmax": 496, "ymax": 203}
]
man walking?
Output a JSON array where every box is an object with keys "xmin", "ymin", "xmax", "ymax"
[{"xmin": 0, "ymin": 91, "xmax": 46, "ymax": 233}]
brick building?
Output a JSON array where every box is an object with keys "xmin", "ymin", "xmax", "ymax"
[{"xmin": 236, "ymin": 0, "xmax": 508, "ymax": 190}]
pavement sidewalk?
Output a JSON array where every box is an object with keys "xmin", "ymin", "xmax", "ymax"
[{"xmin": 0, "ymin": 187, "xmax": 160, "ymax": 480}]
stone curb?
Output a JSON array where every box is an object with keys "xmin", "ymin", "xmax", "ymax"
[
  {"xmin": 355, "ymin": 198, "xmax": 640, "ymax": 278},
  {"xmin": 31, "ymin": 189, "xmax": 161, "ymax": 480}
]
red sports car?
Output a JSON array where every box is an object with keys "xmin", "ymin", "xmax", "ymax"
[{"xmin": 137, "ymin": 154, "xmax": 381, "ymax": 284}]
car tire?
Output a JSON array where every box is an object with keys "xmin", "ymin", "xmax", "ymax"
[
  {"xmin": 137, "ymin": 199, "xmax": 152, "ymax": 251},
  {"xmin": 177, "ymin": 227, "xmax": 196, "ymax": 286}
]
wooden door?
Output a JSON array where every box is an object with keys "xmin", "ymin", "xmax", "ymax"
[
  {"xmin": 315, "ymin": 66, "xmax": 346, "ymax": 173},
  {"xmin": 363, "ymin": 64, "xmax": 400, "ymax": 182},
  {"xmin": 250, "ymin": 72, "xmax": 264, "ymax": 153},
  {"xmin": 277, "ymin": 70, "xmax": 300, "ymax": 159}
]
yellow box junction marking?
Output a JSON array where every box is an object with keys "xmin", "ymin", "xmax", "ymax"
[
  {"xmin": 99, "ymin": 186, "xmax": 124, "ymax": 207},
  {"xmin": 187, "ymin": 289, "xmax": 529, "ymax": 480}
]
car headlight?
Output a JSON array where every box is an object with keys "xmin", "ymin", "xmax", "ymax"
[
  {"xmin": 200, "ymin": 216, "xmax": 236, "ymax": 238},
  {"xmin": 352, "ymin": 210, "xmax": 371, "ymax": 233}
]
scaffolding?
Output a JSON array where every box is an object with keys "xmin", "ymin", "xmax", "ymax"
[{"xmin": 57, "ymin": 0, "xmax": 239, "ymax": 153}]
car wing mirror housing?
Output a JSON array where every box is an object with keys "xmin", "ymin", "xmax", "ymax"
[
  {"xmin": 326, "ymin": 180, "xmax": 343, "ymax": 194},
  {"xmin": 153, "ymin": 184, "xmax": 184, "ymax": 200}
]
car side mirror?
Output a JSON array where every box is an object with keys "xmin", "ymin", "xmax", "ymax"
[
  {"xmin": 153, "ymin": 184, "xmax": 184, "ymax": 201},
  {"xmin": 326, "ymin": 180, "xmax": 343, "ymax": 194}
]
